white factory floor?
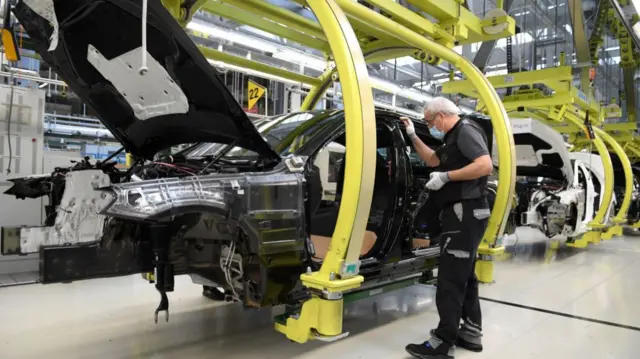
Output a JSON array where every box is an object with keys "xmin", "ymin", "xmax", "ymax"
[{"xmin": 2, "ymin": 229, "xmax": 640, "ymax": 359}]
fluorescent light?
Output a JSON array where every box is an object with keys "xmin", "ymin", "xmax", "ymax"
[
  {"xmin": 187, "ymin": 20, "xmax": 328, "ymax": 72},
  {"xmin": 187, "ymin": 21, "xmax": 279, "ymax": 53},
  {"xmin": 240, "ymin": 26, "xmax": 280, "ymax": 41},
  {"xmin": 207, "ymin": 58, "xmax": 305, "ymax": 86},
  {"xmin": 512, "ymin": 11, "xmax": 530, "ymax": 16},
  {"xmin": 605, "ymin": 46, "xmax": 620, "ymax": 51},
  {"xmin": 564, "ymin": 24, "xmax": 573, "ymax": 34},
  {"xmin": 485, "ymin": 63, "xmax": 507, "ymax": 70},
  {"xmin": 485, "ymin": 69, "xmax": 508, "ymax": 77},
  {"xmin": 273, "ymin": 49, "xmax": 327, "ymax": 71}
]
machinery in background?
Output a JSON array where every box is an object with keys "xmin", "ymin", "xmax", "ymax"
[
  {"xmin": 616, "ymin": 167, "xmax": 640, "ymax": 225},
  {"xmin": 569, "ymin": 152, "xmax": 617, "ymax": 225},
  {"xmin": 0, "ymin": 84, "xmax": 47, "ymax": 275},
  {"xmin": 486, "ymin": 180, "xmax": 518, "ymax": 238},
  {"xmin": 502, "ymin": 119, "xmax": 597, "ymax": 240}
]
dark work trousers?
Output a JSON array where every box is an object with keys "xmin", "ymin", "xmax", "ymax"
[{"xmin": 433, "ymin": 197, "xmax": 490, "ymax": 346}]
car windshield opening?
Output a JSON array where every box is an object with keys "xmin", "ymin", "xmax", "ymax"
[{"xmin": 183, "ymin": 112, "xmax": 325, "ymax": 159}]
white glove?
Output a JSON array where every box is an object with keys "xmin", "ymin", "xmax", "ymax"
[
  {"xmin": 400, "ymin": 116, "xmax": 416, "ymax": 139},
  {"xmin": 426, "ymin": 171, "xmax": 450, "ymax": 191}
]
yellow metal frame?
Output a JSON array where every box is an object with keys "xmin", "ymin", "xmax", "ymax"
[
  {"xmin": 272, "ymin": 0, "xmax": 376, "ymax": 343},
  {"xmin": 561, "ymin": 114, "xmax": 615, "ymax": 235},
  {"xmin": 336, "ymin": 0, "xmax": 516, "ymax": 248},
  {"xmin": 443, "ymin": 67, "xmax": 602, "ymax": 121},
  {"xmin": 577, "ymin": 128, "xmax": 614, "ymax": 227},
  {"xmin": 332, "ymin": 0, "xmax": 516, "ymax": 284},
  {"xmin": 300, "ymin": 46, "xmax": 415, "ymax": 110},
  {"xmin": 303, "ymin": 0, "xmax": 376, "ymax": 283},
  {"xmin": 158, "ymin": 0, "xmax": 518, "ymax": 341},
  {"xmin": 443, "ymin": 67, "xmax": 625, "ymax": 248},
  {"xmin": 405, "ymin": 0, "xmax": 516, "ymax": 44},
  {"xmin": 596, "ymin": 129, "xmax": 634, "ymax": 240}
]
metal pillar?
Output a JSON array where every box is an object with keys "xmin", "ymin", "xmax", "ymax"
[
  {"xmin": 273, "ymin": 0, "xmax": 376, "ymax": 344},
  {"xmin": 335, "ymin": 0, "xmax": 516, "ymax": 284}
]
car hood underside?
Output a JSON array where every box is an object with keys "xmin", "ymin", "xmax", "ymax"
[{"xmin": 13, "ymin": 0, "xmax": 278, "ymax": 160}]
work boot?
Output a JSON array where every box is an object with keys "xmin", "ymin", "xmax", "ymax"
[
  {"xmin": 457, "ymin": 322, "xmax": 483, "ymax": 352},
  {"xmin": 405, "ymin": 336, "xmax": 455, "ymax": 359},
  {"xmin": 429, "ymin": 325, "xmax": 483, "ymax": 353},
  {"xmin": 202, "ymin": 286, "xmax": 226, "ymax": 301}
]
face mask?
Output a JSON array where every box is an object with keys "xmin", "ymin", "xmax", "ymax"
[
  {"xmin": 427, "ymin": 113, "xmax": 445, "ymax": 140},
  {"xmin": 430, "ymin": 127, "xmax": 445, "ymax": 140}
]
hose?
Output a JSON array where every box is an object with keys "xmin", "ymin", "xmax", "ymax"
[
  {"xmin": 6, "ymin": 68, "xmax": 15, "ymax": 175},
  {"xmin": 139, "ymin": 0, "xmax": 149, "ymax": 75}
]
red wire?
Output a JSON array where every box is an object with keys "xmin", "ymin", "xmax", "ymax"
[{"xmin": 152, "ymin": 162, "xmax": 196, "ymax": 175}]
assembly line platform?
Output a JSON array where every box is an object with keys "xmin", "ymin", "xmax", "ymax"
[{"xmin": 2, "ymin": 229, "xmax": 640, "ymax": 359}]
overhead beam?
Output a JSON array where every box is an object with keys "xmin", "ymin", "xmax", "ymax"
[
  {"xmin": 443, "ymin": 66, "xmax": 574, "ymax": 94},
  {"xmin": 362, "ymin": 0, "xmax": 455, "ymax": 46},
  {"xmin": 198, "ymin": 45, "xmax": 323, "ymax": 86},
  {"xmin": 405, "ymin": 0, "xmax": 516, "ymax": 43},
  {"xmin": 604, "ymin": 121, "xmax": 639, "ymax": 132},
  {"xmin": 568, "ymin": 0, "xmax": 592, "ymax": 92},
  {"xmin": 623, "ymin": 67, "xmax": 637, "ymax": 124},
  {"xmin": 288, "ymin": 0, "xmax": 396, "ymax": 44},
  {"xmin": 608, "ymin": 0, "xmax": 640, "ymax": 51},
  {"xmin": 201, "ymin": 0, "xmax": 330, "ymax": 51},
  {"xmin": 219, "ymin": 0, "xmax": 327, "ymax": 39}
]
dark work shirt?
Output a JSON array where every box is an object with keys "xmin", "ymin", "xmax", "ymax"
[
  {"xmin": 432, "ymin": 118, "xmax": 490, "ymax": 205},
  {"xmin": 457, "ymin": 122, "xmax": 490, "ymax": 163}
]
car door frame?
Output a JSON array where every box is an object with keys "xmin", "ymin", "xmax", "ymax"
[
  {"xmin": 292, "ymin": 113, "xmax": 404, "ymax": 264},
  {"xmin": 369, "ymin": 115, "xmax": 413, "ymax": 261}
]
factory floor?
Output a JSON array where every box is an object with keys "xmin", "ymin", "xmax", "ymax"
[{"xmin": 2, "ymin": 228, "xmax": 640, "ymax": 359}]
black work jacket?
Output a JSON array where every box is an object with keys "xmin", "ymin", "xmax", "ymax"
[{"xmin": 430, "ymin": 118, "xmax": 489, "ymax": 209}]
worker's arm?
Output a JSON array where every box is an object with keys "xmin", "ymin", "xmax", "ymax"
[
  {"xmin": 448, "ymin": 154, "xmax": 493, "ymax": 180},
  {"xmin": 447, "ymin": 125, "xmax": 493, "ymax": 181},
  {"xmin": 400, "ymin": 117, "xmax": 440, "ymax": 167}
]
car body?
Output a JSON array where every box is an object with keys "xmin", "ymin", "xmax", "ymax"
[
  {"xmin": 6, "ymin": 0, "xmax": 505, "ymax": 315},
  {"xmin": 568, "ymin": 152, "xmax": 617, "ymax": 224},
  {"xmin": 623, "ymin": 174, "xmax": 640, "ymax": 224},
  {"xmin": 504, "ymin": 118, "xmax": 597, "ymax": 239}
]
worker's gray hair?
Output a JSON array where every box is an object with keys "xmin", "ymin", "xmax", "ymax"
[{"xmin": 423, "ymin": 97, "xmax": 460, "ymax": 115}]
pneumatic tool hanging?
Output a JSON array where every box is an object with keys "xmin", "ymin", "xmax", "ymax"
[
  {"xmin": 411, "ymin": 186, "xmax": 431, "ymax": 223},
  {"xmin": 150, "ymin": 224, "xmax": 174, "ymax": 323}
]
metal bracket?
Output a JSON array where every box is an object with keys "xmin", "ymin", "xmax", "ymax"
[
  {"xmin": 339, "ymin": 259, "xmax": 361, "ymax": 278},
  {"xmin": 87, "ymin": 44, "xmax": 189, "ymax": 121},
  {"xmin": 285, "ymin": 156, "xmax": 306, "ymax": 173}
]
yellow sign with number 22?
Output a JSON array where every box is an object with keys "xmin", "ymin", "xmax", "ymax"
[{"xmin": 247, "ymin": 80, "xmax": 266, "ymax": 110}]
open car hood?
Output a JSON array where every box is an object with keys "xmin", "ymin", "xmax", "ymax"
[
  {"xmin": 13, "ymin": 0, "xmax": 279, "ymax": 161},
  {"xmin": 504, "ymin": 118, "xmax": 573, "ymax": 182}
]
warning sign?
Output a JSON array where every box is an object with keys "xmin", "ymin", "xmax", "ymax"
[{"xmin": 247, "ymin": 80, "xmax": 266, "ymax": 110}]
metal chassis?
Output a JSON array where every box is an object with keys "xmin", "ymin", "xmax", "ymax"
[
  {"xmin": 16, "ymin": 0, "xmax": 518, "ymax": 343},
  {"xmin": 154, "ymin": 0, "xmax": 517, "ymax": 343}
]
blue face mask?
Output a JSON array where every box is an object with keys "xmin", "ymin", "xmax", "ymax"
[
  {"xmin": 427, "ymin": 113, "xmax": 445, "ymax": 140},
  {"xmin": 430, "ymin": 127, "xmax": 445, "ymax": 140}
]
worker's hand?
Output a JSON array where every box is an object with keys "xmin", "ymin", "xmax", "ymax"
[
  {"xmin": 426, "ymin": 171, "xmax": 450, "ymax": 191},
  {"xmin": 400, "ymin": 116, "xmax": 416, "ymax": 138}
]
